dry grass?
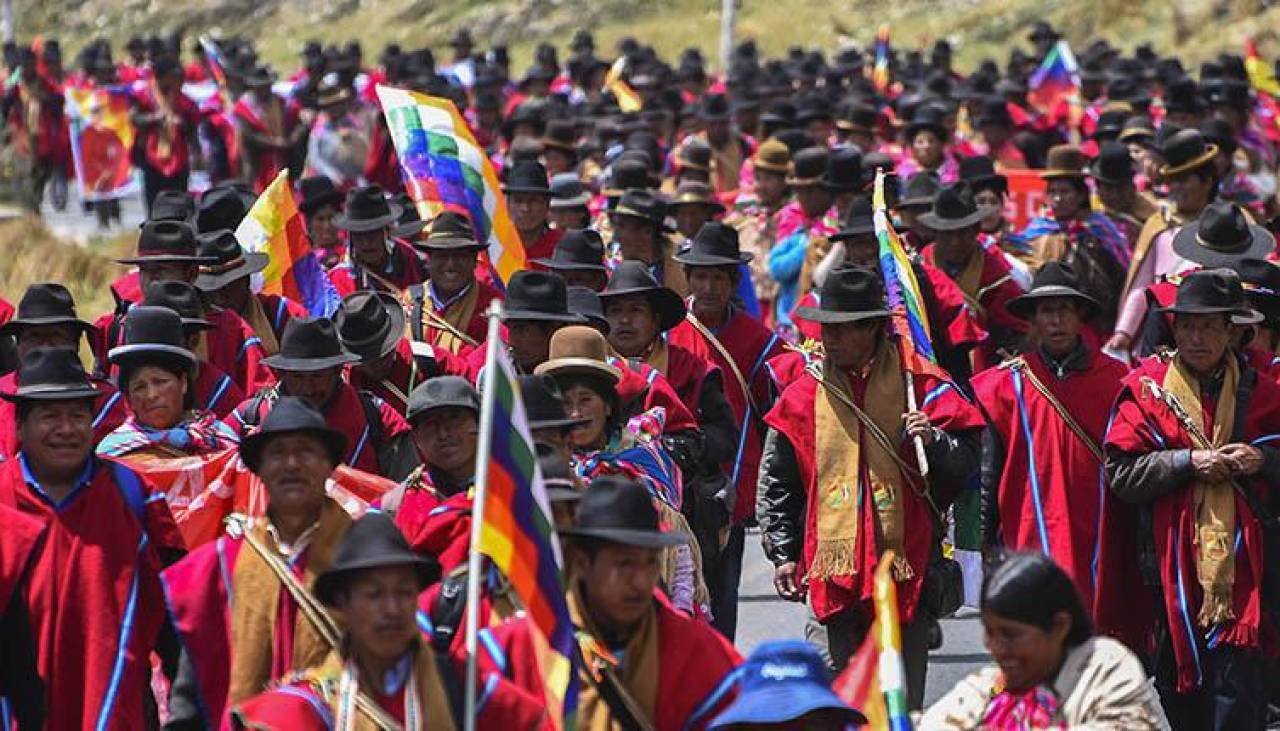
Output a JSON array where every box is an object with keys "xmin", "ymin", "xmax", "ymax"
[{"xmin": 0, "ymin": 217, "xmax": 131, "ymax": 319}]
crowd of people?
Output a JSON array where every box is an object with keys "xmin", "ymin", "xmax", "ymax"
[{"xmin": 2, "ymin": 15, "xmax": 1280, "ymax": 731}]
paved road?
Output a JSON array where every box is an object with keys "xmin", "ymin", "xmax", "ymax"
[
  {"xmin": 736, "ymin": 529, "xmax": 987, "ymax": 709},
  {"xmin": 35, "ymin": 186, "xmax": 146, "ymax": 243}
]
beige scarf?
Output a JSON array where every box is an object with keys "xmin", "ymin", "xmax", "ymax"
[
  {"xmin": 569, "ymin": 583, "xmax": 660, "ymax": 731},
  {"xmin": 318, "ymin": 645, "xmax": 457, "ymax": 731},
  {"xmin": 1163, "ymin": 355, "xmax": 1239, "ymax": 627},
  {"xmin": 228, "ymin": 500, "xmax": 352, "ymax": 705},
  {"xmin": 426, "ymin": 281, "xmax": 481, "ymax": 354},
  {"xmin": 1121, "ymin": 207, "xmax": 1185, "ymax": 299},
  {"xmin": 812, "ymin": 342, "xmax": 914, "ymax": 581}
]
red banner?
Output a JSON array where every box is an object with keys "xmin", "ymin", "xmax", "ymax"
[{"xmin": 1003, "ymin": 169, "xmax": 1048, "ymax": 231}]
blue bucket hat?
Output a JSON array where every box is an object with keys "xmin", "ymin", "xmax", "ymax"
[{"xmin": 709, "ymin": 641, "xmax": 867, "ymax": 729}]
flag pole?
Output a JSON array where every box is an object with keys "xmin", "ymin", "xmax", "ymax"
[
  {"xmin": 904, "ymin": 370, "xmax": 929, "ymax": 478},
  {"xmin": 464, "ymin": 300, "xmax": 504, "ymax": 731}
]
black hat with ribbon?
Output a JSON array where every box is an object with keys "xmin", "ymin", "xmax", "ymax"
[
  {"xmin": 560, "ymin": 476, "xmax": 689, "ymax": 547},
  {"xmin": 502, "ymin": 271, "xmax": 588, "ymax": 324},
  {"xmin": 597, "ymin": 260, "xmax": 687, "ymax": 332},
  {"xmin": 333, "ymin": 291, "xmax": 407, "ymax": 363},
  {"xmin": 118, "ymin": 220, "xmax": 217, "ymax": 265},
  {"xmin": 0, "ymin": 283, "xmax": 93, "ymax": 337},
  {"xmin": 262, "ymin": 317, "xmax": 362, "ymax": 372},
  {"xmin": 333, "ymin": 185, "xmax": 403, "ymax": 232},
  {"xmin": 1007, "ymin": 262, "xmax": 1102, "ymax": 320},
  {"xmin": 1172, "ymin": 202, "xmax": 1275, "ymax": 267},
  {"xmin": 673, "ymin": 222, "xmax": 752, "ymax": 266},
  {"xmin": 532, "ymin": 229, "xmax": 607, "ymax": 272},
  {"xmin": 313, "ymin": 512, "xmax": 441, "ymax": 605},
  {"xmin": 193, "ymin": 230, "xmax": 269, "ymax": 291},
  {"xmin": 239, "ymin": 396, "xmax": 347, "ymax": 473},
  {"xmin": 794, "ymin": 265, "xmax": 891, "ymax": 323},
  {"xmin": 918, "ymin": 182, "xmax": 995, "ymax": 231}
]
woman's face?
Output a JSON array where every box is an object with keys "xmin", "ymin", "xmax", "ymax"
[
  {"xmin": 981, "ymin": 610, "xmax": 1071, "ymax": 693},
  {"xmin": 911, "ymin": 130, "xmax": 943, "ymax": 169},
  {"xmin": 127, "ymin": 365, "xmax": 188, "ymax": 430},
  {"xmin": 563, "ymin": 383, "xmax": 611, "ymax": 449}
]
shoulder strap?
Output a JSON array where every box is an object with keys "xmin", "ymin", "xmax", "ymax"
[
  {"xmin": 685, "ymin": 312, "xmax": 758, "ymax": 416},
  {"xmin": 572, "ymin": 638, "xmax": 654, "ymax": 731},
  {"xmin": 409, "ymin": 284, "xmax": 425, "ymax": 342},
  {"xmin": 434, "ymin": 645, "xmax": 468, "ymax": 729},
  {"xmin": 357, "ymin": 390, "xmax": 385, "ymax": 446},
  {"xmin": 1007, "ymin": 357, "xmax": 1104, "ymax": 463},
  {"xmin": 239, "ymin": 387, "xmax": 276, "ymax": 430}
]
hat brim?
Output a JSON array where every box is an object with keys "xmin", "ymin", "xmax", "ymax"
[
  {"xmin": 1156, "ymin": 303, "xmax": 1263, "ymax": 325},
  {"xmin": 1040, "ymin": 168, "xmax": 1087, "ymax": 180},
  {"xmin": 668, "ymin": 198, "xmax": 726, "ymax": 213},
  {"xmin": 116, "ymin": 255, "xmax": 219, "ymax": 265},
  {"xmin": 597, "ymin": 286, "xmax": 687, "ymax": 332},
  {"xmin": 793, "ymin": 306, "xmax": 891, "ymax": 324},
  {"xmin": 407, "ymin": 398, "xmax": 480, "ymax": 423},
  {"xmin": 752, "ymin": 161, "xmax": 791, "ymax": 175},
  {"xmin": 393, "ymin": 219, "xmax": 430, "ymax": 240},
  {"xmin": 1007, "ymin": 286, "xmax": 1102, "ymax": 320},
  {"xmin": 529, "ymin": 414, "xmax": 593, "ymax": 430},
  {"xmin": 261, "ymin": 351, "xmax": 362, "ymax": 371},
  {"xmin": 108, "ymin": 343, "xmax": 198, "ymax": 369},
  {"xmin": 418, "ymin": 238, "xmax": 486, "ymax": 252},
  {"xmin": 299, "ymin": 191, "xmax": 344, "ymax": 216},
  {"xmin": 1171, "ymin": 222, "xmax": 1275, "ymax": 268},
  {"xmin": 530, "ymin": 257, "xmax": 608, "ymax": 272},
  {"xmin": 194, "ymin": 252, "xmax": 271, "ymax": 292},
  {"xmin": 1086, "ymin": 162, "xmax": 1131, "ymax": 185},
  {"xmin": 549, "ymin": 192, "xmax": 593, "ymax": 209},
  {"xmin": 336, "ymin": 294, "xmax": 407, "ymax": 363},
  {"xmin": 501, "ymin": 309, "xmax": 589, "ymax": 324},
  {"xmin": 561, "ymin": 526, "xmax": 690, "ymax": 548},
  {"xmin": 917, "ymin": 205, "xmax": 995, "ymax": 231},
  {"xmin": 708, "ymin": 684, "xmax": 868, "ymax": 730},
  {"xmin": 896, "ymin": 196, "xmax": 935, "ymax": 210},
  {"xmin": 240, "ymin": 424, "xmax": 347, "ymax": 473},
  {"xmin": 333, "ymin": 203, "xmax": 405, "ymax": 232},
  {"xmin": 535, "ymin": 357, "xmax": 622, "ymax": 384},
  {"xmin": 0, "ymin": 316, "xmax": 94, "ymax": 337},
  {"xmin": 829, "ymin": 222, "xmax": 876, "ymax": 241},
  {"xmin": 546, "ymin": 486, "xmax": 583, "ymax": 503},
  {"xmin": 0, "ymin": 384, "xmax": 102, "ymax": 403},
  {"xmin": 785, "ymin": 175, "xmax": 824, "ymax": 188},
  {"xmin": 1159, "ymin": 144, "xmax": 1219, "ymax": 178},
  {"xmin": 672, "ymin": 251, "xmax": 753, "ymax": 267},
  {"xmin": 314, "ymin": 554, "xmax": 441, "ymax": 605},
  {"xmin": 502, "ymin": 184, "xmax": 552, "ymax": 196}
]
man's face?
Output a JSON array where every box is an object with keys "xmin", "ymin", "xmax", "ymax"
[
  {"xmin": 1095, "ymin": 180, "xmax": 1134, "ymax": 213},
  {"xmin": 509, "ymin": 192, "xmax": 550, "ymax": 233},
  {"xmin": 1032, "ymin": 298, "xmax": 1084, "ymax": 357},
  {"xmin": 934, "ymin": 225, "xmax": 980, "ymax": 268},
  {"xmin": 571, "ymin": 542, "xmax": 660, "ymax": 632},
  {"xmin": 427, "ymin": 249, "xmax": 477, "ymax": 297},
  {"xmin": 549, "ymin": 207, "xmax": 591, "ymax": 232},
  {"xmin": 207, "ymin": 276, "xmax": 253, "ymax": 311},
  {"xmin": 674, "ymin": 205, "xmax": 714, "ymax": 239},
  {"xmin": 258, "ymin": 433, "xmax": 335, "ymax": 518},
  {"xmin": 1173, "ymin": 313, "xmax": 1231, "ymax": 375},
  {"xmin": 17, "ymin": 324, "xmax": 79, "ymax": 360},
  {"xmin": 821, "ymin": 320, "xmax": 882, "ymax": 371},
  {"xmin": 754, "ymin": 170, "xmax": 788, "ymax": 208},
  {"xmin": 507, "ymin": 320, "xmax": 558, "ymax": 372},
  {"xmin": 353, "ymin": 350, "xmax": 396, "ymax": 382},
  {"xmin": 1166, "ymin": 171, "xmax": 1214, "ymax": 214},
  {"xmin": 350, "ymin": 228, "xmax": 389, "ymax": 270},
  {"xmin": 1046, "ymin": 179, "xmax": 1086, "ymax": 221},
  {"xmin": 279, "ymin": 367, "xmax": 342, "ymax": 409},
  {"xmin": 139, "ymin": 262, "xmax": 197, "ymax": 291},
  {"xmin": 612, "ymin": 216, "xmax": 656, "ymax": 262},
  {"xmin": 558, "ymin": 268, "xmax": 608, "ymax": 291},
  {"xmin": 973, "ymin": 189, "xmax": 1005, "ymax": 232},
  {"xmin": 605, "ymin": 294, "xmax": 660, "ymax": 358},
  {"xmin": 841, "ymin": 233, "xmax": 879, "ymax": 268},
  {"xmin": 795, "ymin": 186, "xmax": 833, "ymax": 219},
  {"xmin": 414, "ymin": 406, "xmax": 478, "ymax": 477},
  {"xmin": 307, "ymin": 207, "xmax": 340, "ymax": 248},
  {"xmin": 18, "ymin": 400, "xmax": 94, "ymax": 479},
  {"xmin": 332, "ymin": 566, "xmax": 422, "ymax": 674},
  {"xmin": 687, "ymin": 266, "xmax": 735, "ymax": 322}
]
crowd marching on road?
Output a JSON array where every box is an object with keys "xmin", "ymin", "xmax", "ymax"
[{"xmin": 5, "ymin": 16, "xmax": 1280, "ymax": 730}]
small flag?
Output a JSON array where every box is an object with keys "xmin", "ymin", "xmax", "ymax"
[
  {"xmin": 832, "ymin": 551, "xmax": 911, "ymax": 731},
  {"xmin": 604, "ymin": 57, "xmax": 644, "ymax": 113},
  {"xmin": 872, "ymin": 171, "xmax": 946, "ymax": 379},
  {"xmin": 376, "ymin": 85, "xmax": 526, "ymax": 284},
  {"xmin": 64, "ymin": 85, "xmax": 136, "ymax": 202},
  {"xmin": 871, "ymin": 25, "xmax": 892, "ymax": 93},
  {"xmin": 236, "ymin": 170, "xmax": 340, "ymax": 316},
  {"xmin": 475, "ymin": 338, "xmax": 577, "ymax": 729},
  {"xmin": 1028, "ymin": 40, "xmax": 1081, "ymax": 116},
  {"xmin": 1245, "ymin": 38, "xmax": 1280, "ymax": 143}
]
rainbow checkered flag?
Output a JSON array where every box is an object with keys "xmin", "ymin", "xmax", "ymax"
[
  {"xmin": 871, "ymin": 25, "xmax": 892, "ymax": 93},
  {"xmin": 376, "ymin": 85, "xmax": 526, "ymax": 284},
  {"xmin": 833, "ymin": 551, "xmax": 912, "ymax": 731}
]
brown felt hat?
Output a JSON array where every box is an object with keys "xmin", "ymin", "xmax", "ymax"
[
  {"xmin": 752, "ymin": 138, "xmax": 792, "ymax": 174},
  {"xmin": 1040, "ymin": 145, "xmax": 1089, "ymax": 180},
  {"xmin": 534, "ymin": 325, "xmax": 622, "ymax": 383}
]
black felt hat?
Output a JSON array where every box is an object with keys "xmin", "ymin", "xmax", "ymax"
[
  {"xmin": 502, "ymin": 271, "xmax": 588, "ymax": 324},
  {"xmin": 195, "ymin": 186, "xmax": 250, "ymax": 234},
  {"xmin": 918, "ymin": 182, "xmax": 995, "ymax": 231},
  {"xmin": 560, "ymin": 476, "xmax": 689, "ymax": 547},
  {"xmin": 673, "ymin": 222, "xmax": 752, "ymax": 266},
  {"xmin": 1087, "ymin": 141, "xmax": 1137, "ymax": 185},
  {"xmin": 609, "ymin": 190, "xmax": 665, "ymax": 225},
  {"xmin": 388, "ymin": 193, "xmax": 429, "ymax": 240},
  {"xmin": 597, "ymin": 260, "xmax": 687, "ymax": 332},
  {"xmin": 107, "ymin": 305, "xmax": 198, "ymax": 370},
  {"xmin": 898, "ymin": 172, "xmax": 941, "ymax": 209},
  {"xmin": 261, "ymin": 317, "xmax": 361, "ymax": 371},
  {"xmin": 794, "ymin": 265, "xmax": 891, "ymax": 323},
  {"xmin": 148, "ymin": 190, "xmax": 196, "ymax": 223},
  {"xmin": 406, "ymin": 375, "xmax": 480, "ymax": 423},
  {"xmin": 829, "ymin": 196, "xmax": 875, "ymax": 241},
  {"xmin": 419, "ymin": 212, "xmax": 485, "ymax": 251},
  {"xmin": 193, "ymin": 229, "xmax": 269, "ymax": 291},
  {"xmin": 519, "ymin": 374, "xmax": 590, "ymax": 430},
  {"xmin": 1007, "ymin": 262, "xmax": 1102, "ymax": 320},
  {"xmin": 1239, "ymin": 258, "xmax": 1280, "ymax": 322},
  {"xmin": 1157, "ymin": 268, "xmax": 1262, "ymax": 324},
  {"xmin": 502, "ymin": 160, "xmax": 552, "ymax": 195},
  {"xmin": 1158, "ymin": 129, "xmax": 1218, "ymax": 178},
  {"xmin": 0, "ymin": 283, "xmax": 92, "ymax": 337},
  {"xmin": 699, "ymin": 94, "xmax": 731, "ymax": 121},
  {"xmin": 532, "ymin": 229, "xmax": 607, "ymax": 272},
  {"xmin": 314, "ymin": 512, "xmax": 441, "ymax": 605},
  {"xmin": 0, "ymin": 347, "xmax": 101, "ymax": 403},
  {"xmin": 786, "ymin": 148, "xmax": 829, "ymax": 187},
  {"xmin": 333, "ymin": 185, "xmax": 403, "ymax": 232},
  {"xmin": 567, "ymin": 287, "xmax": 609, "ymax": 332},
  {"xmin": 141, "ymin": 280, "xmax": 215, "ymax": 332},
  {"xmin": 298, "ymin": 176, "xmax": 344, "ymax": 216},
  {"xmin": 822, "ymin": 148, "xmax": 865, "ymax": 193},
  {"xmin": 1172, "ymin": 202, "xmax": 1275, "ymax": 267},
  {"xmin": 239, "ymin": 396, "xmax": 347, "ymax": 473},
  {"xmin": 333, "ymin": 291, "xmax": 407, "ymax": 363},
  {"xmin": 549, "ymin": 173, "xmax": 592, "ymax": 209},
  {"xmin": 118, "ymin": 220, "xmax": 216, "ymax": 265},
  {"xmin": 958, "ymin": 155, "xmax": 1007, "ymax": 194}
]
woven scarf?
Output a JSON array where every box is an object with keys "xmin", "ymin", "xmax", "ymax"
[
  {"xmin": 569, "ymin": 583, "xmax": 660, "ymax": 731},
  {"xmin": 980, "ymin": 684, "xmax": 1067, "ymax": 731},
  {"xmin": 811, "ymin": 341, "xmax": 914, "ymax": 581},
  {"xmin": 926, "ymin": 246, "xmax": 985, "ymax": 314},
  {"xmin": 321, "ymin": 646, "xmax": 457, "ymax": 731},
  {"xmin": 430, "ymin": 280, "xmax": 480, "ymax": 354},
  {"xmin": 228, "ymin": 500, "xmax": 351, "ymax": 706},
  {"xmin": 1163, "ymin": 355, "xmax": 1240, "ymax": 626},
  {"xmin": 242, "ymin": 293, "xmax": 282, "ymax": 356},
  {"xmin": 97, "ymin": 411, "xmax": 237, "ymax": 458}
]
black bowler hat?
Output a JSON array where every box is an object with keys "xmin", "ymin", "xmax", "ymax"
[
  {"xmin": 333, "ymin": 291, "xmax": 407, "ymax": 363},
  {"xmin": 1087, "ymin": 141, "xmax": 1136, "ymax": 185},
  {"xmin": 1199, "ymin": 118, "xmax": 1239, "ymax": 156},
  {"xmin": 532, "ymin": 229, "xmax": 607, "ymax": 272},
  {"xmin": 262, "ymin": 317, "xmax": 361, "ymax": 372},
  {"xmin": 674, "ymin": 222, "xmax": 752, "ymax": 266},
  {"xmin": 1159, "ymin": 129, "xmax": 1218, "ymax": 178},
  {"xmin": 519, "ymin": 374, "xmax": 589, "ymax": 431},
  {"xmin": 118, "ymin": 220, "xmax": 216, "ymax": 265},
  {"xmin": 107, "ymin": 305, "xmax": 198, "ymax": 370},
  {"xmin": 537, "ymin": 442, "xmax": 581, "ymax": 503},
  {"xmin": 333, "ymin": 185, "xmax": 403, "ymax": 232},
  {"xmin": 298, "ymin": 176, "xmax": 344, "ymax": 216},
  {"xmin": 1172, "ymin": 202, "xmax": 1275, "ymax": 268},
  {"xmin": 0, "ymin": 283, "xmax": 92, "ymax": 337},
  {"xmin": 1092, "ymin": 109, "xmax": 1129, "ymax": 140},
  {"xmin": 387, "ymin": 193, "xmax": 429, "ymax": 240},
  {"xmin": 502, "ymin": 271, "xmax": 588, "ymax": 324},
  {"xmin": 195, "ymin": 186, "xmax": 250, "ymax": 234},
  {"xmin": 975, "ymin": 96, "xmax": 1014, "ymax": 129},
  {"xmin": 699, "ymin": 94, "xmax": 731, "ymax": 121},
  {"xmin": 142, "ymin": 281, "xmax": 215, "ymax": 332},
  {"xmin": 822, "ymin": 148, "xmax": 865, "ymax": 193},
  {"xmin": 1007, "ymin": 262, "xmax": 1101, "ymax": 320},
  {"xmin": 148, "ymin": 190, "xmax": 196, "ymax": 223},
  {"xmin": 919, "ymin": 182, "xmax": 995, "ymax": 231},
  {"xmin": 562, "ymin": 476, "xmax": 688, "ymax": 547},
  {"xmin": 193, "ymin": 230, "xmax": 269, "ymax": 291},
  {"xmin": 502, "ymin": 160, "xmax": 552, "ymax": 195},
  {"xmin": 829, "ymin": 196, "xmax": 875, "ymax": 242},
  {"xmin": 786, "ymin": 148, "xmax": 829, "ymax": 188},
  {"xmin": 1240, "ymin": 259, "xmax": 1280, "ymax": 322},
  {"xmin": 1158, "ymin": 268, "xmax": 1262, "ymax": 324},
  {"xmin": 419, "ymin": 212, "xmax": 485, "ymax": 251},
  {"xmin": 0, "ymin": 347, "xmax": 100, "ymax": 403},
  {"xmin": 567, "ymin": 287, "xmax": 609, "ymax": 332},
  {"xmin": 898, "ymin": 172, "xmax": 941, "ymax": 209},
  {"xmin": 314, "ymin": 512, "xmax": 441, "ymax": 605},
  {"xmin": 406, "ymin": 375, "xmax": 480, "ymax": 424},
  {"xmin": 602, "ymin": 158, "xmax": 656, "ymax": 197},
  {"xmin": 904, "ymin": 106, "xmax": 947, "ymax": 143},
  {"xmin": 795, "ymin": 266, "xmax": 891, "ymax": 324},
  {"xmin": 609, "ymin": 190, "xmax": 665, "ymax": 225},
  {"xmin": 597, "ymin": 261, "xmax": 687, "ymax": 332},
  {"xmin": 549, "ymin": 173, "xmax": 592, "ymax": 209},
  {"xmin": 239, "ymin": 396, "xmax": 347, "ymax": 473},
  {"xmin": 958, "ymin": 155, "xmax": 1007, "ymax": 194}
]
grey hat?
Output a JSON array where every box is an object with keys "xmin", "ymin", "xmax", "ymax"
[{"xmin": 406, "ymin": 376, "xmax": 480, "ymax": 423}]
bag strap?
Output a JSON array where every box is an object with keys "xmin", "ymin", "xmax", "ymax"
[
  {"xmin": 684, "ymin": 311, "xmax": 759, "ymax": 417},
  {"xmin": 572, "ymin": 637, "xmax": 654, "ymax": 731},
  {"xmin": 357, "ymin": 390, "xmax": 385, "ymax": 447},
  {"xmin": 1004, "ymin": 357, "xmax": 1104, "ymax": 463},
  {"xmin": 408, "ymin": 284, "xmax": 426, "ymax": 342},
  {"xmin": 433, "ymin": 645, "xmax": 468, "ymax": 730}
]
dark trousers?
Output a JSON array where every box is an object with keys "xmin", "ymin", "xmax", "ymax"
[
  {"xmin": 1153, "ymin": 621, "xmax": 1268, "ymax": 730},
  {"xmin": 816, "ymin": 601, "xmax": 932, "ymax": 711},
  {"xmin": 709, "ymin": 524, "xmax": 746, "ymax": 640},
  {"xmin": 141, "ymin": 165, "xmax": 189, "ymax": 215}
]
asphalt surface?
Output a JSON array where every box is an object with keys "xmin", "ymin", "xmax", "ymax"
[
  {"xmin": 37, "ymin": 186, "xmax": 146, "ymax": 242},
  {"xmin": 736, "ymin": 529, "xmax": 988, "ymax": 709}
]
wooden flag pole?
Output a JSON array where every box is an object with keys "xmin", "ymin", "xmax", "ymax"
[{"xmin": 904, "ymin": 370, "xmax": 930, "ymax": 478}]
